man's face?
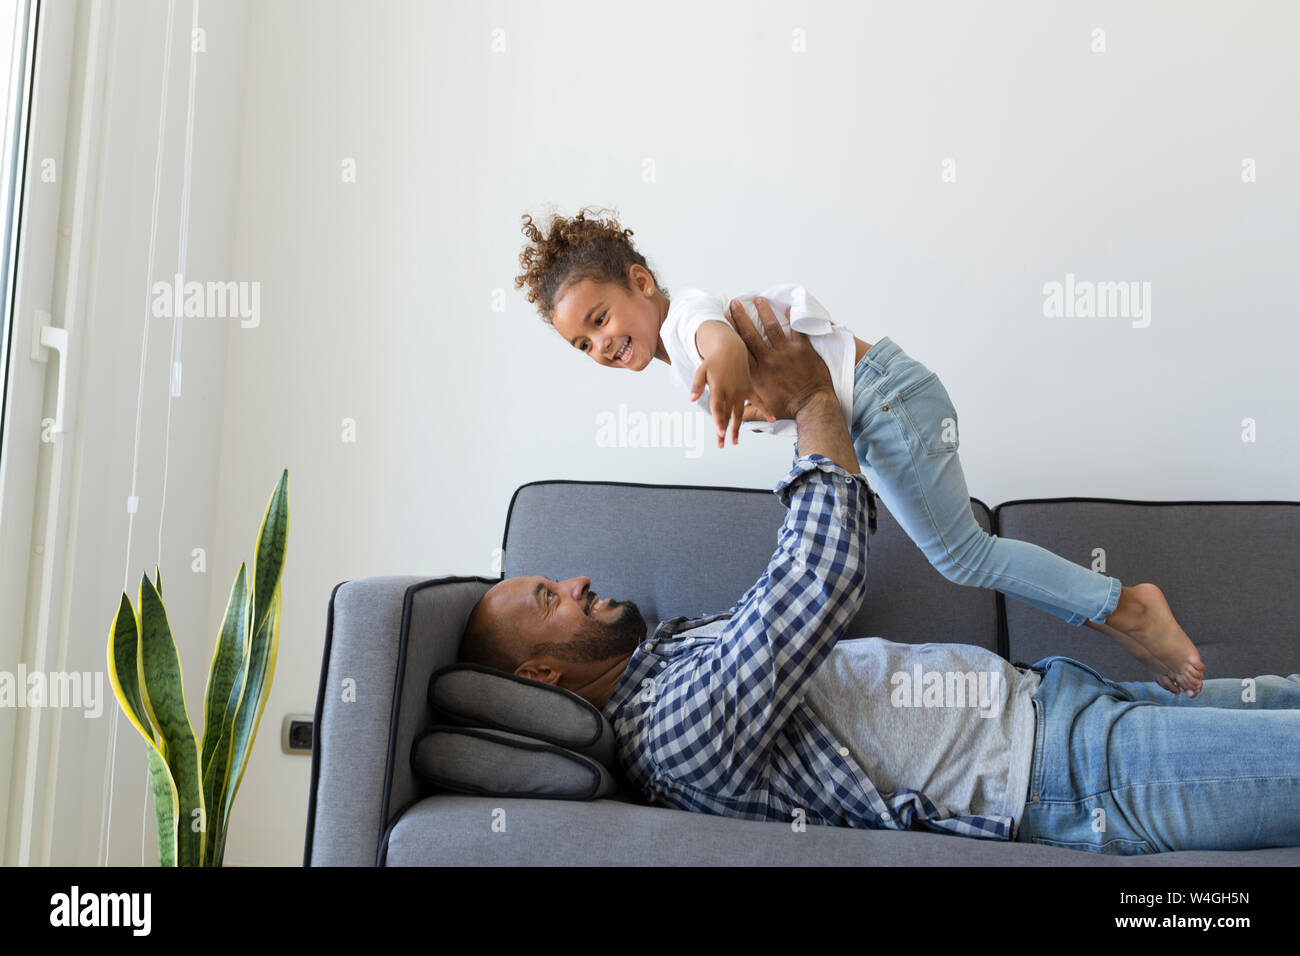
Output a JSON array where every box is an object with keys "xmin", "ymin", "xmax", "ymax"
[
  {"xmin": 551, "ymin": 268, "xmax": 661, "ymax": 371},
  {"xmin": 482, "ymin": 575, "xmax": 647, "ymax": 668}
]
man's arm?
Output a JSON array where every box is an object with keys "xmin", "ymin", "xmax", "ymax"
[
  {"xmin": 648, "ymin": 300, "xmax": 870, "ymax": 797},
  {"xmin": 793, "ymin": 392, "xmax": 859, "ymax": 474}
]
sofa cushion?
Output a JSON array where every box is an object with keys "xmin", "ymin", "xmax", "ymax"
[
  {"xmin": 427, "ymin": 663, "xmax": 615, "ymax": 767},
  {"xmin": 380, "ymin": 793, "xmax": 1300, "ymax": 866},
  {"xmin": 411, "ymin": 727, "xmax": 618, "ymax": 799}
]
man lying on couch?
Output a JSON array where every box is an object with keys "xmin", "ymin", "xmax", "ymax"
[{"xmin": 458, "ymin": 300, "xmax": 1300, "ymax": 855}]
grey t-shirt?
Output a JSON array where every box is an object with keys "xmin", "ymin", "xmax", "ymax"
[{"xmin": 801, "ymin": 637, "xmax": 1040, "ymax": 837}]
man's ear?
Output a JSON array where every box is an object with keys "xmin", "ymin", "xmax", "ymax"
[{"xmin": 514, "ymin": 660, "xmax": 563, "ymax": 686}]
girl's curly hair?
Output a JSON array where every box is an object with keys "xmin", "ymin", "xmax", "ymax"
[{"xmin": 514, "ymin": 205, "xmax": 667, "ymax": 324}]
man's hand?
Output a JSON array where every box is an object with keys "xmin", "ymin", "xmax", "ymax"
[
  {"xmin": 689, "ymin": 323, "xmax": 774, "ymax": 447},
  {"xmin": 724, "ymin": 297, "xmax": 833, "ymax": 421},
  {"xmin": 725, "ymin": 296, "xmax": 860, "ymax": 474}
]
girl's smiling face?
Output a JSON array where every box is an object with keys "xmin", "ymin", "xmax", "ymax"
[{"xmin": 550, "ymin": 266, "xmax": 667, "ymax": 370}]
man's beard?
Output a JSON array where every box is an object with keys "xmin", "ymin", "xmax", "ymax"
[{"xmin": 537, "ymin": 600, "xmax": 647, "ymax": 663}]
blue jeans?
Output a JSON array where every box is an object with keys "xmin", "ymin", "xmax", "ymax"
[
  {"xmin": 849, "ymin": 337, "xmax": 1121, "ymax": 627},
  {"xmin": 1015, "ymin": 655, "xmax": 1300, "ymax": 853}
]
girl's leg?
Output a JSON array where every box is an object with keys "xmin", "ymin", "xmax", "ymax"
[
  {"xmin": 852, "ymin": 363, "xmax": 1120, "ymax": 625},
  {"xmin": 849, "ymin": 344, "xmax": 1202, "ymax": 693}
]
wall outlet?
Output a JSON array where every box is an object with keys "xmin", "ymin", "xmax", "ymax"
[{"xmin": 282, "ymin": 714, "xmax": 313, "ymax": 754}]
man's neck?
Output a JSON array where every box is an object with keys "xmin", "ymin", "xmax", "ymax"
[{"xmin": 573, "ymin": 652, "xmax": 636, "ymax": 711}]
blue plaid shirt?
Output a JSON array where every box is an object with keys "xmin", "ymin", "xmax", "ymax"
[{"xmin": 601, "ymin": 453, "xmax": 1015, "ymax": 840}]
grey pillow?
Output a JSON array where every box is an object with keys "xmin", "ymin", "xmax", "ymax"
[
  {"xmin": 426, "ymin": 663, "xmax": 616, "ymax": 768},
  {"xmin": 411, "ymin": 727, "xmax": 617, "ymax": 799}
]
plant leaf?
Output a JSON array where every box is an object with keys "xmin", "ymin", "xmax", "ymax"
[
  {"xmin": 201, "ymin": 564, "xmax": 249, "ymax": 775},
  {"xmin": 109, "ymin": 594, "xmax": 154, "ymax": 744},
  {"xmin": 209, "ymin": 468, "xmax": 288, "ymax": 865},
  {"xmin": 249, "ymin": 469, "xmax": 288, "ymax": 638},
  {"xmin": 199, "ymin": 563, "xmax": 249, "ymax": 864},
  {"xmin": 137, "ymin": 573, "xmax": 206, "ymax": 866},
  {"xmin": 215, "ymin": 583, "xmax": 281, "ymax": 862},
  {"xmin": 205, "ymin": 648, "xmax": 245, "ymax": 865},
  {"xmin": 142, "ymin": 749, "xmax": 180, "ymax": 865},
  {"xmin": 106, "ymin": 594, "xmax": 179, "ymax": 865}
]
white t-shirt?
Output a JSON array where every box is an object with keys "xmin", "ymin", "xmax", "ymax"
[{"xmin": 659, "ymin": 283, "xmax": 857, "ymax": 436}]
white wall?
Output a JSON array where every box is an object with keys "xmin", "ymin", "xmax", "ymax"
[{"xmin": 46, "ymin": 0, "xmax": 1299, "ymax": 866}]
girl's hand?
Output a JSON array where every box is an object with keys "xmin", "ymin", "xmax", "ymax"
[{"xmin": 689, "ymin": 339, "xmax": 775, "ymax": 447}]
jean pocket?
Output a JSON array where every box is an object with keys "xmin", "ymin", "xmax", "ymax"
[
  {"xmin": 891, "ymin": 371, "xmax": 960, "ymax": 456},
  {"xmin": 1030, "ymin": 836, "xmax": 1157, "ymax": 855},
  {"xmin": 1053, "ymin": 656, "xmax": 1111, "ymax": 685}
]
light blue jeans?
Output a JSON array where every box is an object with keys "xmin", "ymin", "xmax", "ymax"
[
  {"xmin": 1015, "ymin": 655, "xmax": 1300, "ymax": 853},
  {"xmin": 849, "ymin": 336, "xmax": 1121, "ymax": 627}
]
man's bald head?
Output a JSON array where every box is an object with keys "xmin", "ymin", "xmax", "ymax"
[
  {"xmin": 459, "ymin": 593, "xmax": 524, "ymax": 674},
  {"xmin": 457, "ymin": 575, "xmax": 647, "ymax": 691}
]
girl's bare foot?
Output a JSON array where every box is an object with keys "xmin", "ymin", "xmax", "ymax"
[
  {"xmin": 1084, "ymin": 618, "xmax": 1186, "ymax": 695},
  {"xmin": 1101, "ymin": 583, "xmax": 1204, "ymax": 696}
]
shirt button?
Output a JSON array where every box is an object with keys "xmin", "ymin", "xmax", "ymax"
[
  {"xmin": 644, "ymin": 643, "xmax": 654, "ymax": 652},
  {"xmin": 880, "ymin": 811, "xmax": 892, "ymax": 822},
  {"xmin": 658, "ymin": 661, "xmax": 667, "ymax": 668},
  {"xmin": 838, "ymin": 746, "xmax": 850, "ymax": 757}
]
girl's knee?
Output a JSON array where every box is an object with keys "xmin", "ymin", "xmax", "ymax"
[
  {"xmin": 929, "ymin": 527, "xmax": 996, "ymax": 586},
  {"xmin": 929, "ymin": 548, "xmax": 982, "ymax": 586}
]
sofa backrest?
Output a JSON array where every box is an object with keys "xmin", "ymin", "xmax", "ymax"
[
  {"xmin": 997, "ymin": 498, "xmax": 1300, "ymax": 680},
  {"xmin": 503, "ymin": 480, "xmax": 1001, "ymax": 652}
]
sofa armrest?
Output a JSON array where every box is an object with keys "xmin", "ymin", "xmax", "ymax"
[{"xmin": 304, "ymin": 575, "xmax": 495, "ymax": 866}]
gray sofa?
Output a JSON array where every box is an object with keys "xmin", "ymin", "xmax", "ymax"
[{"xmin": 304, "ymin": 480, "xmax": 1300, "ymax": 865}]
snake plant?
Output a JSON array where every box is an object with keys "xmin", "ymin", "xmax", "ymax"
[{"xmin": 106, "ymin": 468, "xmax": 288, "ymax": 866}]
